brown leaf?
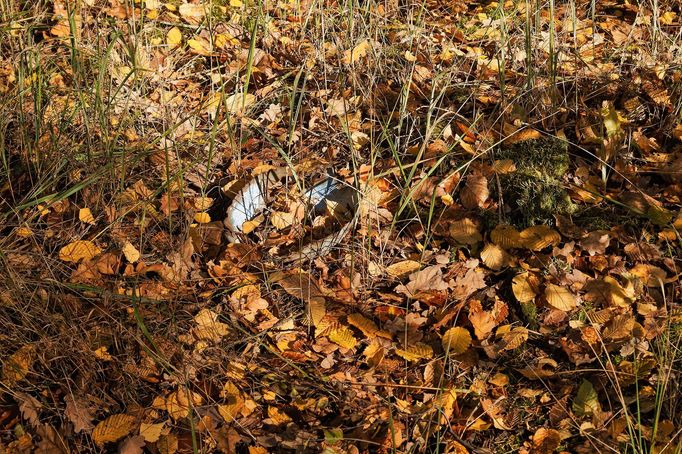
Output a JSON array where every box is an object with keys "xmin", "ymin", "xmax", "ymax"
[
  {"xmin": 64, "ymin": 395, "xmax": 94, "ymax": 433},
  {"xmin": 119, "ymin": 436, "xmax": 146, "ymax": 454},
  {"xmin": 18, "ymin": 393, "xmax": 42, "ymax": 427},
  {"xmin": 460, "ymin": 173, "xmax": 489, "ymax": 209}
]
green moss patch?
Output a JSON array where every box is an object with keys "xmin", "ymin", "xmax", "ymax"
[{"xmin": 497, "ymin": 136, "xmax": 575, "ymax": 227}]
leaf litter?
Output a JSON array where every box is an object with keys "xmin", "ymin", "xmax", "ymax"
[{"xmin": 0, "ymin": 0, "xmax": 681, "ymax": 452}]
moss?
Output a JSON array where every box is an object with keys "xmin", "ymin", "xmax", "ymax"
[
  {"xmin": 497, "ymin": 136, "xmax": 575, "ymax": 227},
  {"xmin": 498, "ymin": 136, "xmax": 569, "ymax": 178},
  {"xmin": 520, "ymin": 301, "xmax": 538, "ymax": 330}
]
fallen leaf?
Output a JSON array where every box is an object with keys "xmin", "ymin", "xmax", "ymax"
[
  {"xmin": 450, "ymin": 218, "xmax": 482, "ymax": 244},
  {"xmin": 139, "ymin": 422, "xmax": 164, "ymax": 443},
  {"xmin": 520, "ymin": 225, "xmax": 561, "ymax": 250},
  {"xmin": 193, "ymin": 309, "xmax": 229, "ymax": 343},
  {"xmin": 385, "ymin": 260, "xmax": 421, "ymax": 278},
  {"xmin": 92, "ymin": 414, "xmax": 137, "ymax": 446},
  {"xmin": 512, "ymin": 273, "xmax": 538, "ymax": 303},
  {"xmin": 64, "ymin": 395, "xmax": 95, "ymax": 433},
  {"xmin": 119, "ymin": 436, "xmax": 146, "ymax": 454},
  {"xmin": 122, "ymin": 242, "xmax": 141, "ymax": 263},
  {"xmin": 79, "ymin": 207, "xmax": 96, "ymax": 224},
  {"xmin": 59, "ymin": 240, "xmax": 102, "ymax": 262},
  {"xmin": 395, "ymin": 343, "xmax": 434, "ymax": 361},
  {"xmin": 343, "ymin": 39, "xmax": 371, "ymax": 64},
  {"xmin": 480, "ymin": 243, "xmax": 511, "ymax": 270},
  {"xmin": 442, "ymin": 327, "xmax": 472, "ymax": 355},
  {"xmin": 572, "ymin": 379, "xmax": 600, "ymax": 416},
  {"xmin": 166, "ymin": 27, "xmax": 182, "ymax": 48},
  {"xmin": 460, "ymin": 173, "xmax": 489, "ymax": 209},
  {"xmin": 329, "ymin": 326, "xmax": 357, "ymax": 350},
  {"xmin": 544, "ymin": 284, "xmax": 578, "ymax": 311}
]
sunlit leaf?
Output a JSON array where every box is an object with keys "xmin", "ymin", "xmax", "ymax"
[
  {"xmin": 442, "ymin": 327, "xmax": 472, "ymax": 355},
  {"xmin": 92, "ymin": 414, "xmax": 136, "ymax": 446},
  {"xmin": 544, "ymin": 284, "xmax": 578, "ymax": 311}
]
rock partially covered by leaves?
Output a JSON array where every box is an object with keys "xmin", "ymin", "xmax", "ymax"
[{"xmin": 497, "ymin": 136, "xmax": 575, "ymax": 227}]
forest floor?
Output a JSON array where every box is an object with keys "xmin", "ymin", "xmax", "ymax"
[{"xmin": 1, "ymin": 0, "xmax": 682, "ymax": 453}]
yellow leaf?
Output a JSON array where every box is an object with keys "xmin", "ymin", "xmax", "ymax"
[
  {"xmin": 270, "ymin": 211, "xmax": 294, "ymax": 230},
  {"xmin": 166, "ymin": 388, "xmax": 203, "ymax": 421},
  {"xmin": 395, "ymin": 343, "xmax": 433, "ymax": 361},
  {"xmin": 218, "ymin": 382, "xmax": 245, "ymax": 421},
  {"xmin": 499, "ymin": 326, "xmax": 529, "ymax": 351},
  {"xmin": 480, "ymin": 243, "xmax": 510, "ymax": 270},
  {"xmin": 267, "ymin": 406, "xmax": 292, "ymax": 425},
  {"xmin": 441, "ymin": 193, "xmax": 454, "ymax": 205},
  {"xmin": 79, "ymin": 207, "xmax": 96, "ymax": 224},
  {"xmin": 92, "ymin": 414, "xmax": 137, "ymax": 446},
  {"xmin": 193, "ymin": 309, "xmax": 229, "ymax": 343},
  {"xmin": 342, "ymin": 39, "xmax": 371, "ymax": 65},
  {"xmin": 139, "ymin": 422, "xmax": 164, "ymax": 443},
  {"xmin": 490, "ymin": 224, "xmax": 523, "ymax": 249},
  {"xmin": 59, "ymin": 240, "xmax": 102, "ymax": 262},
  {"xmin": 166, "ymin": 26, "xmax": 182, "ymax": 48},
  {"xmin": 442, "ymin": 327, "xmax": 472, "ymax": 355},
  {"xmin": 188, "ymin": 37, "xmax": 211, "ymax": 55},
  {"xmin": 122, "ymin": 242, "xmax": 141, "ymax": 263},
  {"xmin": 2, "ymin": 344, "xmax": 35, "ymax": 384},
  {"xmin": 229, "ymin": 0, "xmax": 243, "ymax": 6},
  {"xmin": 449, "ymin": 218, "xmax": 482, "ymax": 244},
  {"xmin": 544, "ymin": 284, "xmax": 578, "ymax": 311},
  {"xmin": 491, "ymin": 159, "xmax": 516, "ymax": 174},
  {"xmin": 241, "ymin": 214, "xmax": 264, "ymax": 234},
  {"xmin": 93, "ymin": 346, "xmax": 113, "ymax": 361},
  {"xmin": 328, "ymin": 326, "xmax": 357, "ymax": 350},
  {"xmin": 16, "ymin": 226, "xmax": 33, "ymax": 238},
  {"xmin": 512, "ymin": 273, "xmax": 537, "ymax": 303},
  {"xmin": 460, "ymin": 174, "xmax": 489, "ymax": 209},
  {"xmin": 520, "ymin": 225, "xmax": 561, "ymax": 251},
  {"xmin": 385, "ymin": 260, "xmax": 421, "ymax": 278},
  {"xmin": 601, "ymin": 101, "xmax": 623, "ymax": 139},
  {"xmin": 347, "ymin": 313, "xmax": 379, "ymax": 339},
  {"xmin": 194, "ymin": 212, "xmax": 211, "ymax": 223}
]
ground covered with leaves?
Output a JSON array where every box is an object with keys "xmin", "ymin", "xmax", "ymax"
[{"xmin": 1, "ymin": 0, "xmax": 682, "ymax": 452}]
